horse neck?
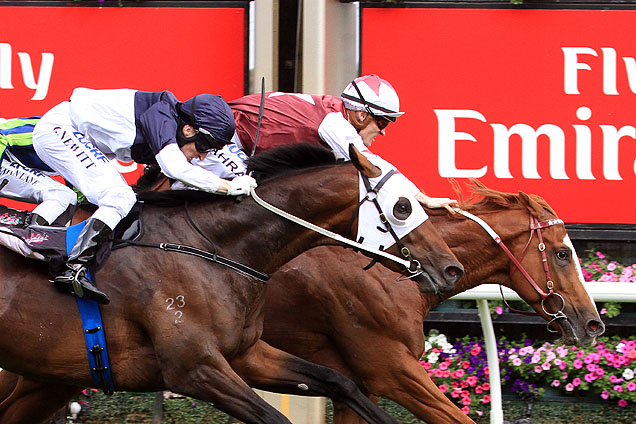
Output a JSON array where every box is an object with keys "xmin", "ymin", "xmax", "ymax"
[
  {"xmin": 147, "ymin": 166, "xmax": 360, "ymax": 276},
  {"xmin": 430, "ymin": 208, "xmax": 532, "ymax": 301}
]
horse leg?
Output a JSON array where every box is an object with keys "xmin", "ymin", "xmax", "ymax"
[
  {"xmin": 0, "ymin": 372, "xmax": 80, "ymax": 424},
  {"xmin": 159, "ymin": 348, "xmax": 292, "ymax": 424},
  {"xmin": 230, "ymin": 340, "xmax": 400, "ymax": 424},
  {"xmin": 356, "ymin": 357, "xmax": 476, "ymax": 424}
]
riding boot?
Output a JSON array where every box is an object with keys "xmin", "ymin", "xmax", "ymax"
[{"xmin": 53, "ymin": 218, "xmax": 112, "ymax": 304}]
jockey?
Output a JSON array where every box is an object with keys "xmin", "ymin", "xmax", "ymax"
[
  {"xmin": 32, "ymin": 88, "xmax": 257, "ymax": 304},
  {"xmin": 195, "ymin": 74, "xmax": 458, "ymax": 211},
  {"xmin": 0, "ymin": 118, "xmax": 77, "ymax": 226}
]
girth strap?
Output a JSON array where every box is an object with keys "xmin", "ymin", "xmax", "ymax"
[{"xmin": 118, "ymin": 239, "xmax": 270, "ymax": 282}]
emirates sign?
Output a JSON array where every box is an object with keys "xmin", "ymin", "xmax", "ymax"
[{"xmin": 362, "ymin": 8, "xmax": 636, "ymax": 224}]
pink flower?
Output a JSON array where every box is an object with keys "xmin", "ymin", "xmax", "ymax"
[
  {"xmin": 614, "ymin": 385, "xmax": 624, "ymax": 393},
  {"xmin": 471, "ymin": 346, "xmax": 481, "ymax": 356},
  {"xmin": 601, "ymin": 390, "xmax": 609, "ymax": 399},
  {"xmin": 495, "ymin": 306, "xmax": 503, "ymax": 315},
  {"xmin": 595, "ymin": 368, "xmax": 605, "ymax": 377},
  {"xmin": 461, "ymin": 406, "xmax": 470, "ymax": 415},
  {"xmin": 610, "ymin": 375, "xmax": 618, "ymax": 383},
  {"xmin": 551, "ymin": 380, "xmax": 561, "ymax": 387},
  {"xmin": 618, "ymin": 400, "xmax": 628, "ymax": 407},
  {"xmin": 584, "ymin": 373, "xmax": 595, "ymax": 383},
  {"xmin": 467, "ymin": 376, "xmax": 478, "ymax": 387},
  {"xmin": 461, "ymin": 396, "xmax": 471, "ymax": 405},
  {"xmin": 534, "ymin": 365, "xmax": 543, "ymax": 373},
  {"xmin": 565, "ymin": 383, "xmax": 574, "ymax": 392},
  {"xmin": 439, "ymin": 362, "xmax": 449, "ymax": 370},
  {"xmin": 573, "ymin": 359, "xmax": 584, "ymax": 369},
  {"xmin": 482, "ymin": 382, "xmax": 490, "ymax": 390},
  {"xmin": 482, "ymin": 395, "xmax": 491, "ymax": 404},
  {"xmin": 451, "ymin": 390, "xmax": 461, "ymax": 398},
  {"xmin": 627, "ymin": 382, "xmax": 636, "ymax": 391},
  {"xmin": 607, "ymin": 262, "xmax": 617, "ymax": 271},
  {"xmin": 596, "ymin": 251, "xmax": 605, "ymax": 259},
  {"xmin": 462, "ymin": 361, "xmax": 470, "ymax": 369},
  {"xmin": 438, "ymin": 384, "xmax": 448, "ymax": 393},
  {"xmin": 586, "ymin": 364, "xmax": 596, "ymax": 372},
  {"xmin": 512, "ymin": 358, "xmax": 522, "ymax": 366},
  {"xmin": 576, "ymin": 351, "xmax": 585, "ymax": 359},
  {"xmin": 573, "ymin": 378, "xmax": 581, "ymax": 387},
  {"xmin": 542, "ymin": 362, "xmax": 551, "ymax": 370},
  {"xmin": 475, "ymin": 386, "xmax": 483, "ymax": 394}
]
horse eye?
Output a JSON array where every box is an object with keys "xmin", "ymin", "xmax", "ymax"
[
  {"xmin": 392, "ymin": 197, "xmax": 412, "ymax": 221},
  {"xmin": 555, "ymin": 250, "xmax": 570, "ymax": 262}
]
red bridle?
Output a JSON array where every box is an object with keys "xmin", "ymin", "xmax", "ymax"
[{"xmin": 455, "ymin": 209, "xmax": 567, "ymax": 332}]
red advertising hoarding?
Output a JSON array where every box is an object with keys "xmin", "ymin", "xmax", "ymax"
[
  {"xmin": 1, "ymin": 4, "xmax": 246, "ymax": 207},
  {"xmin": 362, "ymin": 8, "xmax": 636, "ymax": 224}
]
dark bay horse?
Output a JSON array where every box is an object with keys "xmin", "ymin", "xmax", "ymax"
[
  {"xmin": 258, "ymin": 182, "xmax": 605, "ymax": 424},
  {"xmin": 0, "ymin": 145, "xmax": 464, "ymax": 423}
]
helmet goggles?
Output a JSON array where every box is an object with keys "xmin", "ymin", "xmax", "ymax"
[{"xmin": 342, "ymin": 80, "xmax": 397, "ymax": 129}]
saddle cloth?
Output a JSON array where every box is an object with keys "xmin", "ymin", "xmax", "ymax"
[{"xmin": 0, "ymin": 204, "xmax": 142, "ymax": 274}]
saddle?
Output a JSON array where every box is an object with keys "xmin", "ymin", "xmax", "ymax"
[{"xmin": 0, "ymin": 203, "xmax": 143, "ymax": 275}]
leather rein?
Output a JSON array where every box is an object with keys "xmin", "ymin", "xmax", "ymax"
[{"xmin": 454, "ymin": 209, "xmax": 567, "ymax": 332}]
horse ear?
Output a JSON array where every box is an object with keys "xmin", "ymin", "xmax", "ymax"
[
  {"xmin": 348, "ymin": 144, "xmax": 382, "ymax": 178},
  {"xmin": 519, "ymin": 191, "xmax": 544, "ymax": 217}
]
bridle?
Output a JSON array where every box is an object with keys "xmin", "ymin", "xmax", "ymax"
[
  {"xmin": 454, "ymin": 209, "xmax": 567, "ymax": 333},
  {"xmin": 350, "ymin": 170, "xmax": 424, "ymax": 280},
  {"xmin": 250, "ymin": 170, "xmax": 426, "ymax": 280}
]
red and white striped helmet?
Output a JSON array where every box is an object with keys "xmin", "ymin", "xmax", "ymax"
[{"xmin": 341, "ymin": 74, "xmax": 404, "ymax": 121}]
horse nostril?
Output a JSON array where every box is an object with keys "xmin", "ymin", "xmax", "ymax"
[
  {"xmin": 587, "ymin": 320, "xmax": 605, "ymax": 336},
  {"xmin": 445, "ymin": 265, "xmax": 464, "ymax": 282}
]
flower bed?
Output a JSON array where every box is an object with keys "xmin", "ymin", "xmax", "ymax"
[{"xmin": 419, "ymin": 331, "xmax": 636, "ymax": 419}]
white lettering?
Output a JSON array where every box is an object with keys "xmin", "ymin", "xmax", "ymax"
[
  {"xmin": 17, "ymin": 52, "xmax": 54, "ymax": 100},
  {"xmin": 491, "ymin": 124, "xmax": 568, "ymax": 180},
  {"xmin": 435, "ymin": 109, "xmax": 487, "ymax": 178},
  {"xmin": 600, "ymin": 124, "xmax": 636, "ymax": 180},
  {"xmin": 562, "ymin": 47, "xmax": 597, "ymax": 94},
  {"xmin": 0, "ymin": 43, "xmax": 13, "ymax": 89},
  {"xmin": 0, "ymin": 42, "xmax": 54, "ymax": 100},
  {"xmin": 436, "ymin": 107, "xmax": 634, "ymax": 181},
  {"xmin": 601, "ymin": 47, "xmax": 618, "ymax": 95},
  {"xmin": 573, "ymin": 107, "xmax": 595, "ymax": 180}
]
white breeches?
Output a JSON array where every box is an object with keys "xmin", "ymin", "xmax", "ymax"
[
  {"xmin": 0, "ymin": 156, "xmax": 77, "ymax": 224},
  {"xmin": 32, "ymin": 102, "xmax": 136, "ymax": 230}
]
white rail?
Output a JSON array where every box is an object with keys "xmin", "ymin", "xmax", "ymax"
[{"xmin": 450, "ymin": 281, "xmax": 636, "ymax": 424}]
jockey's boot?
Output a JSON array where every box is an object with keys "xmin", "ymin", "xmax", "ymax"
[
  {"xmin": 53, "ymin": 218, "xmax": 112, "ymax": 304},
  {"xmin": 24, "ymin": 212, "xmax": 49, "ymax": 227}
]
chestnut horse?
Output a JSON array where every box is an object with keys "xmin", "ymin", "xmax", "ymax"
[
  {"xmin": 0, "ymin": 145, "xmax": 463, "ymax": 424},
  {"xmin": 258, "ymin": 182, "xmax": 605, "ymax": 424}
]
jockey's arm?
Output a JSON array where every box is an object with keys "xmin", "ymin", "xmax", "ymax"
[
  {"xmin": 156, "ymin": 144, "xmax": 255, "ymax": 196},
  {"xmin": 317, "ymin": 112, "xmax": 368, "ymax": 160}
]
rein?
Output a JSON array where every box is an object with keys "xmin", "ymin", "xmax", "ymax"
[
  {"xmin": 249, "ymin": 185, "xmax": 422, "ymax": 276},
  {"xmin": 453, "ymin": 208, "xmax": 567, "ymax": 332}
]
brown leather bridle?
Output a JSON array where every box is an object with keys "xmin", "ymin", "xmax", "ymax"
[{"xmin": 455, "ymin": 209, "xmax": 567, "ymax": 333}]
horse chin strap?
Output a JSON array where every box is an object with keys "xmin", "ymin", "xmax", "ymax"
[
  {"xmin": 453, "ymin": 208, "xmax": 568, "ymax": 333},
  {"xmin": 249, "ymin": 186, "xmax": 422, "ymax": 277}
]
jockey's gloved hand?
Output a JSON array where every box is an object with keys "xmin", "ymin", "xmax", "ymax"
[{"xmin": 226, "ymin": 175, "xmax": 258, "ymax": 196}]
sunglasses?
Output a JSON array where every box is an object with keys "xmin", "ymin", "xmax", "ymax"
[{"xmin": 371, "ymin": 114, "xmax": 391, "ymax": 131}]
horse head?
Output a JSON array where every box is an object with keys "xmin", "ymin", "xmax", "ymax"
[
  {"xmin": 433, "ymin": 181, "xmax": 604, "ymax": 347},
  {"xmin": 347, "ymin": 145, "xmax": 463, "ymax": 293},
  {"xmin": 245, "ymin": 143, "xmax": 463, "ymax": 294},
  {"xmin": 512, "ymin": 190, "xmax": 605, "ymax": 346}
]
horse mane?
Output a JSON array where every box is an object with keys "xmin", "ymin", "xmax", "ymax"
[
  {"xmin": 135, "ymin": 143, "xmax": 341, "ymax": 206},
  {"xmin": 457, "ymin": 180, "xmax": 556, "ymax": 217},
  {"xmin": 246, "ymin": 143, "xmax": 341, "ymax": 183}
]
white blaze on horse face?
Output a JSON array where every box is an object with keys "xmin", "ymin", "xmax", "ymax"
[
  {"xmin": 356, "ymin": 155, "xmax": 429, "ymax": 250},
  {"xmin": 563, "ymin": 234, "xmax": 600, "ymax": 314}
]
